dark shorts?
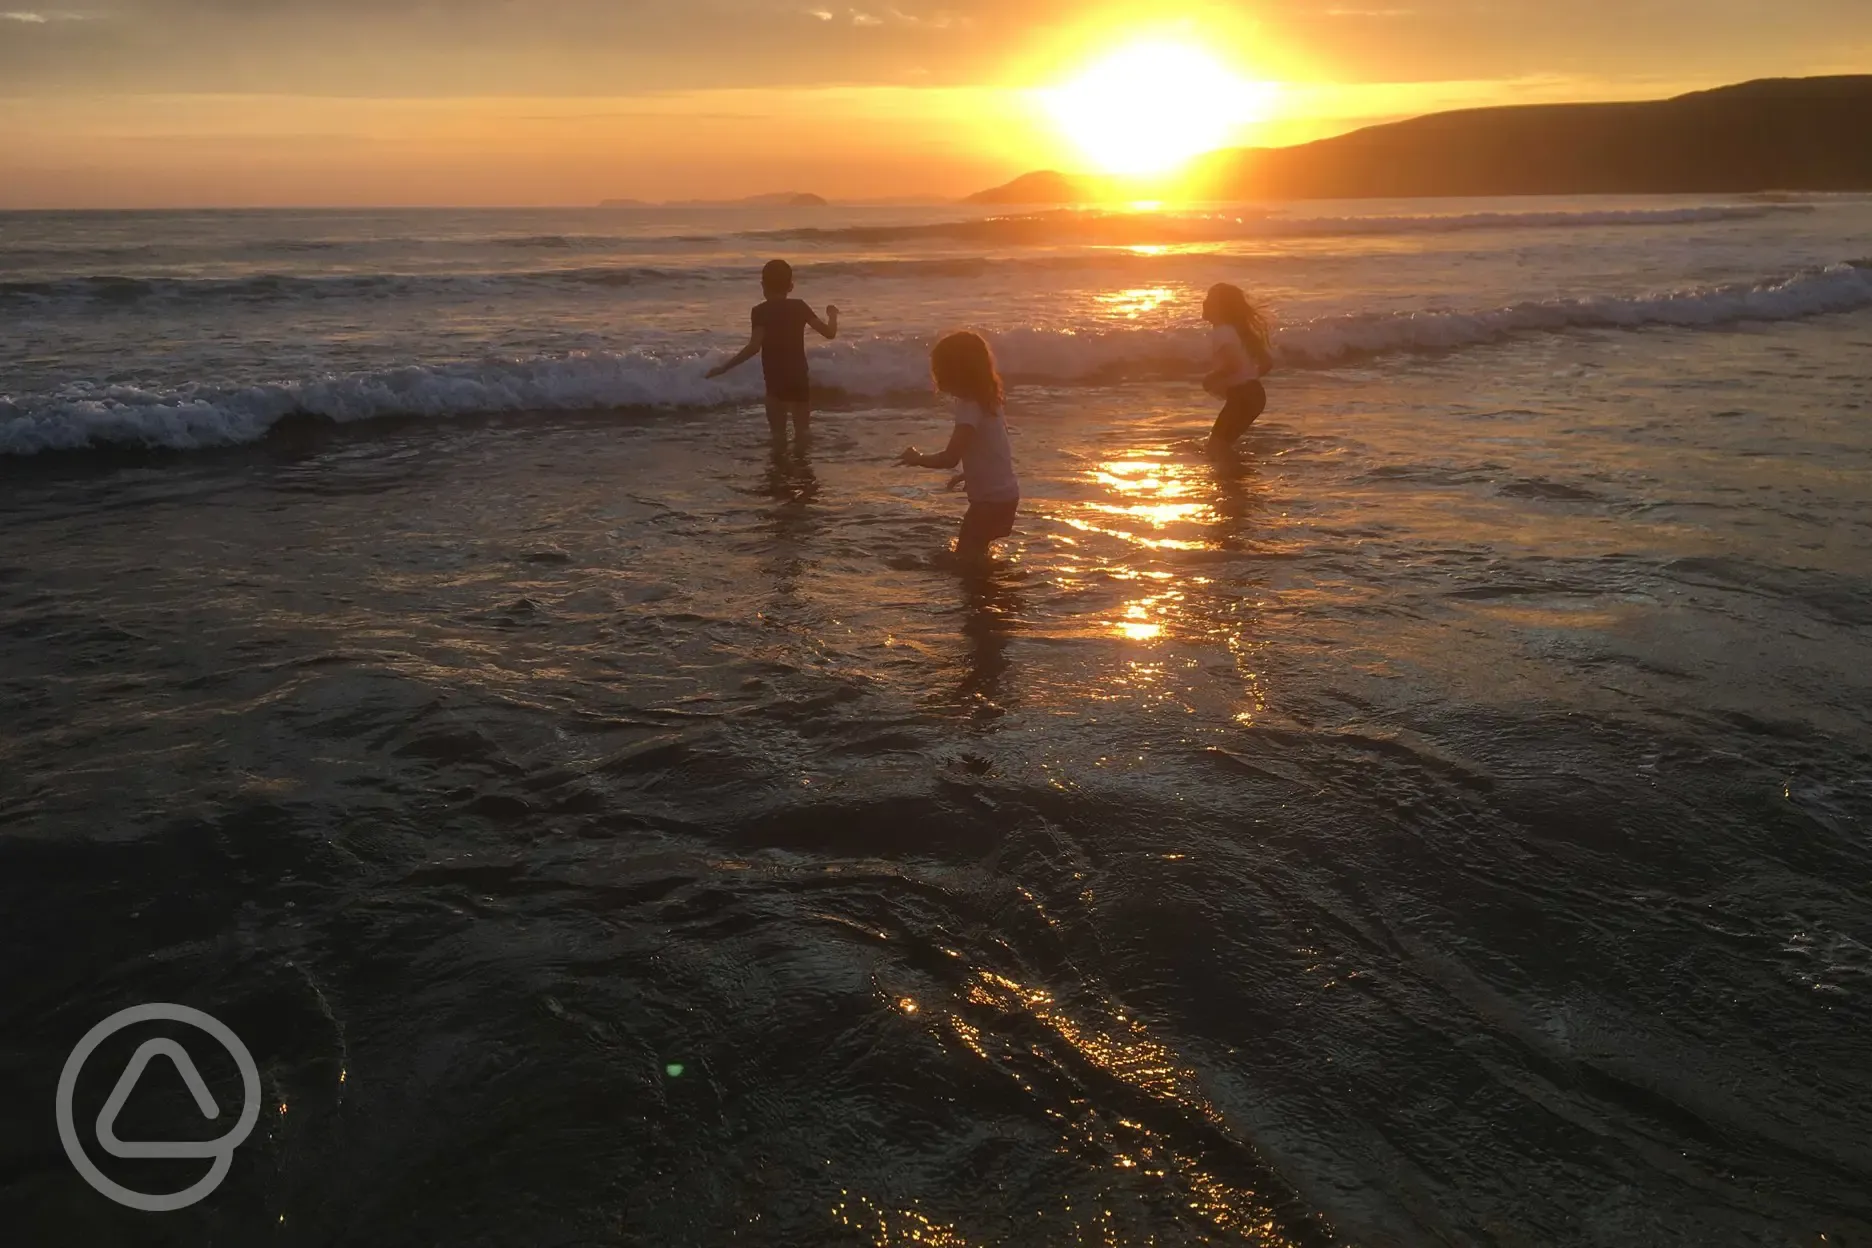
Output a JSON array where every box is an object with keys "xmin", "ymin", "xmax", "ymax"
[
  {"xmin": 763, "ymin": 371, "xmax": 810, "ymax": 404},
  {"xmin": 1211, "ymin": 380, "xmax": 1266, "ymax": 445},
  {"xmin": 959, "ymin": 499, "xmax": 1018, "ymax": 547}
]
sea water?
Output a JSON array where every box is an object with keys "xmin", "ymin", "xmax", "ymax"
[{"xmin": 1, "ymin": 197, "xmax": 1868, "ymax": 1245}]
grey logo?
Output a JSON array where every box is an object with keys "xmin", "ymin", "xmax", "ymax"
[{"xmin": 57, "ymin": 1004, "xmax": 261, "ymax": 1211}]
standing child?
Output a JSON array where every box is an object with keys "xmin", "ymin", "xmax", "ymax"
[
  {"xmin": 1201, "ymin": 282, "xmax": 1274, "ymax": 452},
  {"xmin": 899, "ymin": 331, "xmax": 1019, "ymax": 564},
  {"xmin": 707, "ymin": 259, "xmax": 839, "ymax": 450}
]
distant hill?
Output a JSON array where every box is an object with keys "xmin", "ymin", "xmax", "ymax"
[
  {"xmin": 736, "ymin": 192, "xmax": 829, "ymax": 207},
  {"xmin": 965, "ymin": 171, "xmax": 1099, "ymax": 205},
  {"xmin": 970, "ymin": 76, "xmax": 1872, "ymax": 203}
]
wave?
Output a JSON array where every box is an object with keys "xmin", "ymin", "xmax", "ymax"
[
  {"xmin": 746, "ymin": 203, "xmax": 1813, "ymax": 247},
  {"xmin": 0, "ymin": 266, "xmax": 698, "ymax": 306},
  {"xmin": 2, "ymin": 204, "xmax": 1818, "ymax": 310},
  {"xmin": 0, "ymin": 254, "xmax": 1260, "ymax": 307},
  {"xmin": 0, "ymin": 255, "xmax": 1219, "ymax": 307},
  {"xmin": 5, "ymin": 262, "xmax": 1867, "ymax": 456},
  {"xmin": 0, "ymin": 233, "xmax": 688, "ymax": 276},
  {"xmin": 488, "ymin": 234, "xmax": 657, "ymax": 251},
  {"xmin": 1277, "ymin": 260, "xmax": 1872, "ymax": 363}
]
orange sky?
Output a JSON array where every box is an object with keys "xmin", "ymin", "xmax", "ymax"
[{"xmin": 1, "ymin": 2, "xmax": 1867, "ymax": 207}]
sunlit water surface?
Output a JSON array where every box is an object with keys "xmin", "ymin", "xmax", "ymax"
[{"xmin": 1, "ymin": 200, "xmax": 1869, "ymax": 1246}]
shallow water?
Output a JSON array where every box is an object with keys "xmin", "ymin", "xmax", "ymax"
[
  {"xmin": 2, "ymin": 200, "xmax": 1870, "ymax": 1246},
  {"xmin": 2, "ymin": 327, "xmax": 1869, "ymax": 1244}
]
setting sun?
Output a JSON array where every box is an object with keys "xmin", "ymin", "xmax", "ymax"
[{"xmin": 1044, "ymin": 42, "xmax": 1277, "ymax": 177}]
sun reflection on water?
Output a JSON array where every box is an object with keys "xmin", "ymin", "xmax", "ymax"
[
  {"xmin": 831, "ymin": 1193, "xmax": 975, "ymax": 1247},
  {"xmin": 1094, "ymin": 460, "xmax": 1183, "ymax": 496},
  {"xmin": 876, "ymin": 967, "xmax": 1331, "ymax": 1247},
  {"xmin": 1116, "ymin": 615, "xmax": 1161, "ymax": 642},
  {"xmin": 1095, "ymin": 285, "xmax": 1178, "ymax": 317},
  {"xmin": 1036, "ymin": 442, "xmax": 1283, "ymax": 722}
]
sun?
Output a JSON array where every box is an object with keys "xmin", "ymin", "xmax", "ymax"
[{"xmin": 1043, "ymin": 42, "xmax": 1275, "ymax": 178}]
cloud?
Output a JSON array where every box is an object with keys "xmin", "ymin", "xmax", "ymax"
[
  {"xmin": 888, "ymin": 8, "xmax": 963, "ymax": 27},
  {"xmin": 829, "ymin": 6, "xmax": 962, "ymax": 28},
  {"xmin": 4, "ymin": 0, "xmax": 1869, "ymax": 102}
]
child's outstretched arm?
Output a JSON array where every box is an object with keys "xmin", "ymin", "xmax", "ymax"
[
  {"xmin": 898, "ymin": 422, "xmax": 974, "ymax": 470},
  {"xmin": 806, "ymin": 304, "xmax": 840, "ymax": 340},
  {"xmin": 706, "ymin": 326, "xmax": 765, "ymax": 379}
]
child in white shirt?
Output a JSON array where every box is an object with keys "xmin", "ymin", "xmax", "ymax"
[
  {"xmin": 898, "ymin": 331, "xmax": 1019, "ymax": 563},
  {"xmin": 1202, "ymin": 282, "xmax": 1275, "ymax": 452}
]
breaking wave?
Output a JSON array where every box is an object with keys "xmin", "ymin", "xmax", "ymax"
[{"xmin": 5, "ymin": 262, "xmax": 1867, "ymax": 456}]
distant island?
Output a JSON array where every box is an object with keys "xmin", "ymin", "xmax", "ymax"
[
  {"xmin": 599, "ymin": 192, "xmax": 828, "ymax": 208},
  {"xmin": 965, "ymin": 171, "xmax": 1094, "ymax": 206},
  {"xmin": 967, "ymin": 76, "xmax": 1872, "ymax": 203}
]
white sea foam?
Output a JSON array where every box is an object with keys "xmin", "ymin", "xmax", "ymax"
[{"xmin": 5, "ymin": 263, "xmax": 1868, "ymax": 456}]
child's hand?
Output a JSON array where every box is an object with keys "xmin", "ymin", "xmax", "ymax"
[
  {"xmin": 945, "ymin": 473, "xmax": 966, "ymax": 493},
  {"xmin": 826, "ymin": 304, "xmax": 840, "ymax": 319},
  {"xmin": 898, "ymin": 446, "xmax": 921, "ymax": 467},
  {"xmin": 706, "ymin": 364, "xmax": 725, "ymax": 380}
]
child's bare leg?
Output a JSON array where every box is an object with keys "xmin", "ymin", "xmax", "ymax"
[
  {"xmin": 764, "ymin": 399, "xmax": 789, "ymax": 448},
  {"xmin": 955, "ymin": 518, "xmax": 993, "ymax": 567},
  {"xmin": 1207, "ymin": 382, "xmax": 1266, "ymax": 451},
  {"xmin": 788, "ymin": 401, "xmax": 812, "ymax": 447}
]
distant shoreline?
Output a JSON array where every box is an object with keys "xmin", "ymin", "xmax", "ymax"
[{"xmin": 599, "ymin": 192, "xmax": 829, "ymax": 209}]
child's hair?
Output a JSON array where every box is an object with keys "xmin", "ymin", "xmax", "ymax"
[
  {"xmin": 1204, "ymin": 282, "xmax": 1273, "ymax": 370},
  {"xmin": 930, "ymin": 331, "xmax": 1003, "ymax": 412},
  {"xmin": 761, "ymin": 259, "xmax": 793, "ymax": 298}
]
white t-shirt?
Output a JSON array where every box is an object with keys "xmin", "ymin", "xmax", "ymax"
[
  {"xmin": 952, "ymin": 398, "xmax": 1019, "ymax": 504},
  {"xmin": 1211, "ymin": 323, "xmax": 1265, "ymax": 388}
]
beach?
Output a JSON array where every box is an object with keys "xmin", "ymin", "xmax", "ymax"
[{"xmin": 2, "ymin": 197, "xmax": 1870, "ymax": 1245}]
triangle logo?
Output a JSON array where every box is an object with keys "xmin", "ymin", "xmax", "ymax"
[{"xmin": 95, "ymin": 1039, "xmax": 227, "ymax": 1160}]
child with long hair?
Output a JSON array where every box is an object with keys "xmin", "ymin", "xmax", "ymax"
[
  {"xmin": 899, "ymin": 331, "xmax": 1019, "ymax": 563},
  {"xmin": 1201, "ymin": 283, "xmax": 1274, "ymax": 451}
]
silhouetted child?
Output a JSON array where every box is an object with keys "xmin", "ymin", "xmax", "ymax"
[
  {"xmin": 899, "ymin": 331, "xmax": 1019, "ymax": 564},
  {"xmin": 707, "ymin": 259, "xmax": 838, "ymax": 449},
  {"xmin": 1201, "ymin": 282, "xmax": 1274, "ymax": 451}
]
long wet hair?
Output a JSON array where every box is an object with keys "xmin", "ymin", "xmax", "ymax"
[
  {"xmin": 1204, "ymin": 282, "xmax": 1274, "ymax": 373},
  {"xmin": 931, "ymin": 330, "xmax": 1004, "ymax": 413}
]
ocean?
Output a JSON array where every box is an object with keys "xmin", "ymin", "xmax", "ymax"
[{"xmin": 1, "ymin": 196, "xmax": 1869, "ymax": 1246}]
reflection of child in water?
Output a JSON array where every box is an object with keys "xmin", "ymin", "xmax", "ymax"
[
  {"xmin": 898, "ymin": 331, "xmax": 1020, "ymax": 563},
  {"xmin": 1202, "ymin": 282, "xmax": 1274, "ymax": 452}
]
